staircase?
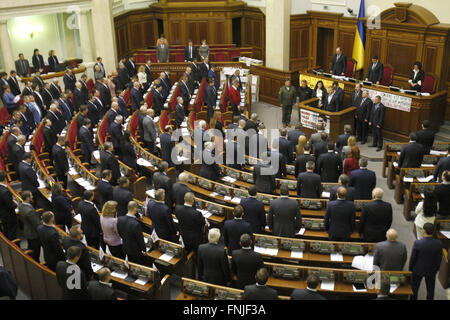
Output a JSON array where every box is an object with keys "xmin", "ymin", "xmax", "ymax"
[{"xmin": 436, "ymin": 121, "xmax": 450, "ymax": 142}]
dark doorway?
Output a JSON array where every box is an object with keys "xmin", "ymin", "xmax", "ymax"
[
  {"xmin": 232, "ymin": 17, "xmax": 242, "ymax": 47},
  {"xmin": 157, "ymin": 19, "xmax": 164, "ymax": 40},
  {"xmin": 316, "ymin": 27, "xmax": 334, "ymax": 70}
]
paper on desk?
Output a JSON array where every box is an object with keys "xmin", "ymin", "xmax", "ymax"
[
  {"xmin": 254, "ymin": 246, "xmax": 266, "ymax": 254},
  {"xmin": 93, "ymin": 150, "xmax": 100, "ymax": 160},
  {"xmin": 177, "ymin": 156, "xmax": 190, "ymax": 162},
  {"xmin": 198, "ymin": 209, "xmax": 212, "ymax": 218},
  {"xmin": 231, "ymin": 197, "xmax": 241, "ymax": 204},
  {"xmin": 321, "ymin": 281, "xmax": 335, "ymax": 291},
  {"xmin": 330, "ymin": 253, "xmax": 344, "ymax": 262},
  {"xmin": 37, "ymin": 179, "xmax": 46, "ymax": 189},
  {"xmin": 430, "ymin": 150, "xmax": 446, "ymax": 155},
  {"xmin": 74, "ymin": 214, "xmax": 82, "ymax": 223},
  {"xmin": 397, "ymin": 152, "xmax": 401, "ymax": 155},
  {"xmin": 135, "ymin": 278, "xmax": 148, "ymax": 286},
  {"xmin": 291, "ymin": 251, "xmax": 303, "ymax": 259},
  {"xmin": 352, "ymin": 284, "xmax": 367, "ymax": 292},
  {"xmin": 146, "ymin": 189, "xmax": 156, "ymax": 198},
  {"xmin": 321, "ymin": 192, "xmax": 330, "ymax": 198},
  {"xmin": 421, "ymin": 164, "xmax": 434, "ymax": 167},
  {"xmin": 390, "ymin": 284, "xmax": 399, "ymax": 293},
  {"xmin": 265, "ymin": 248, "xmax": 279, "ymax": 256},
  {"xmin": 91, "ymin": 263, "xmax": 104, "ymax": 273},
  {"xmin": 403, "ymin": 177, "xmax": 414, "ymax": 183},
  {"xmin": 393, "ymin": 162, "xmax": 398, "ymax": 167},
  {"xmin": 351, "ymin": 254, "xmax": 374, "ymax": 271},
  {"xmin": 159, "ymin": 253, "xmax": 175, "ymax": 262},
  {"xmin": 297, "ymin": 228, "xmax": 306, "ymax": 235},
  {"xmin": 440, "ymin": 231, "xmax": 450, "ymax": 239},
  {"xmin": 222, "ymin": 176, "xmax": 237, "ymax": 183},
  {"xmin": 111, "ymin": 271, "xmax": 128, "ymax": 279},
  {"xmin": 137, "ymin": 158, "xmax": 152, "ymax": 167},
  {"xmin": 224, "ymin": 196, "xmax": 232, "ymax": 201},
  {"xmin": 209, "ymin": 192, "xmax": 219, "ymax": 197}
]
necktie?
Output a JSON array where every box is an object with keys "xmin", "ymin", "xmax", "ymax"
[{"xmin": 190, "ymin": 46, "xmax": 192, "ymax": 58}]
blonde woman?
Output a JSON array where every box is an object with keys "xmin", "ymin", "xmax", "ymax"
[
  {"xmin": 342, "ymin": 136, "xmax": 356, "ymax": 160},
  {"xmin": 209, "ymin": 110, "xmax": 224, "ymax": 137},
  {"xmin": 296, "ymin": 135, "xmax": 307, "ymax": 156},
  {"xmin": 107, "ymin": 73, "xmax": 116, "ymax": 97},
  {"xmin": 100, "ymin": 201, "xmax": 124, "ymax": 259},
  {"xmin": 137, "ymin": 65, "xmax": 148, "ymax": 91}
]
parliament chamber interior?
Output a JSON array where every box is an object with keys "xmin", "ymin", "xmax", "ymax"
[{"xmin": 0, "ymin": 0, "xmax": 450, "ymax": 304}]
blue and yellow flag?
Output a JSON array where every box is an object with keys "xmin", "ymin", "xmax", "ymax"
[{"xmin": 352, "ymin": 0, "xmax": 365, "ymax": 70}]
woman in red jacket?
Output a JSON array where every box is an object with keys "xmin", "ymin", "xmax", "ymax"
[{"xmin": 344, "ymin": 146, "xmax": 360, "ymax": 176}]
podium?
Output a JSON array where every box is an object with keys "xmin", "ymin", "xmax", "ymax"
[{"xmin": 298, "ymin": 97, "xmax": 356, "ymax": 142}]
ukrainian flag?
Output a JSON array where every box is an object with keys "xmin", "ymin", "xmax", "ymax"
[{"xmin": 352, "ymin": 0, "xmax": 365, "ymax": 70}]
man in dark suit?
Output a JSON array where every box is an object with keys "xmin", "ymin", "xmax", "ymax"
[
  {"xmin": 268, "ymin": 184, "xmax": 302, "ymax": 237},
  {"xmin": 433, "ymin": 147, "xmax": 450, "ymax": 182},
  {"xmin": 358, "ymin": 188, "xmax": 392, "ymax": 242},
  {"xmin": 41, "ymin": 83, "xmax": 54, "ymax": 109},
  {"xmin": 50, "ymin": 80, "xmax": 62, "ymax": 100},
  {"xmin": 416, "ymin": 120, "xmax": 435, "ymax": 155},
  {"xmin": 336, "ymin": 125, "xmax": 352, "ymax": 157},
  {"xmin": 174, "ymin": 192, "xmax": 206, "ymax": 253},
  {"xmin": 160, "ymin": 125, "xmax": 175, "ymax": 167},
  {"xmin": 61, "ymin": 225, "xmax": 95, "ymax": 280},
  {"xmin": 112, "ymin": 177, "xmax": 134, "ymax": 217},
  {"xmin": 117, "ymin": 201, "xmax": 146, "ymax": 264},
  {"xmin": 313, "ymin": 132, "xmax": 329, "ymax": 160},
  {"xmin": 100, "ymin": 142, "xmax": 121, "ymax": 186},
  {"xmin": 330, "ymin": 47, "xmax": 347, "ymax": 76},
  {"xmin": 109, "ymin": 115, "xmax": 123, "ymax": 156},
  {"xmin": 130, "ymin": 82, "xmax": 143, "ymax": 112},
  {"xmin": 190, "ymin": 60, "xmax": 201, "ymax": 85},
  {"xmin": 288, "ymin": 123, "xmax": 306, "ymax": 154},
  {"xmin": 97, "ymin": 170, "xmax": 113, "ymax": 209},
  {"xmin": 78, "ymin": 191, "xmax": 101, "ymax": 249},
  {"xmin": 117, "ymin": 63, "xmax": 129, "ymax": 90},
  {"xmin": 317, "ymin": 142, "xmax": 342, "ymax": 183},
  {"xmin": 197, "ymin": 228, "xmax": 231, "ymax": 286},
  {"xmin": 349, "ymin": 83, "xmax": 363, "ymax": 108},
  {"xmin": 409, "ymin": 223, "xmax": 443, "ymax": 300},
  {"xmin": 52, "ymin": 136, "xmax": 69, "ymax": 189},
  {"xmin": 86, "ymin": 95, "xmax": 100, "ymax": 127},
  {"xmin": 0, "ymin": 172, "xmax": 18, "ymax": 240},
  {"xmin": 18, "ymin": 191, "xmax": 40, "ymax": 261},
  {"xmin": 146, "ymin": 189, "xmax": 177, "ymax": 242},
  {"xmin": 15, "ymin": 53, "xmax": 30, "ymax": 77},
  {"xmin": 231, "ymin": 234, "xmax": 264, "ymax": 289},
  {"xmin": 223, "ymin": 205, "xmax": 253, "ymax": 255},
  {"xmin": 152, "ymin": 85, "xmax": 164, "ymax": 117},
  {"xmin": 349, "ymin": 158, "xmax": 377, "ymax": 200},
  {"xmin": 79, "ymin": 74, "xmax": 89, "ymax": 102},
  {"xmin": 355, "ymin": 90, "xmax": 373, "ymax": 144},
  {"xmin": 11, "ymin": 135, "xmax": 25, "ymax": 173},
  {"xmin": 240, "ymin": 186, "xmax": 266, "ymax": 234},
  {"xmin": 78, "ymin": 119, "xmax": 95, "ymax": 165},
  {"xmin": 7, "ymin": 71, "xmax": 21, "ymax": 96},
  {"xmin": 365, "ymin": 56, "xmax": 384, "ymax": 84},
  {"xmin": 152, "ymin": 161, "xmax": 173, "ymax": 211},
  {"xmin": 278, "ymin": 128, "xmax": 294, "ymax": 164},
  {"xmin": 143, "ymin": 60, "xmax": 153, "ymax": 84},
  {"xmin": 6, "ymin": 127, "xmax": 20, "ymax": 165},
  {"xmin": 434, "ymin": 171, "xmax": 450, "ymax": 218},
  {"xmin": 204, "ymin": 78, "xmax": 217, "ymax": 122},
  {"xmin": 200, "ymin": 56, "xmax": 211, "ymax": 79},
  {"xmin": 179, "ymin": 76, "xmax": 191, "ymax": 115},
  {"xmin": 294, "ymin": 142, "xmax": 315, "ymax": 180},
  {"xmin": 184, "ymin": 40, "xmax": 197, "ymax": 62},
  {"xmin": 37, "ymin": 212, "xmax": 66, "ymax": 271},
  {"xmin": 63, "ymin": 68, "xmax": 77, "ymax": 92},
  {"xmin": 323, "ymin": 86, "xmax": 340, "ymax": 112},
  {"xmin": 124, "ymin": 55, "xmax": 137, "ymax": 78},
  {"xmin": 323, "ymin": 187, "xmax": 355, "ymax": 241},
  {"xmin": 368, "ymin": 95, "xmax": 386, "ymax": 151},
  {"xmin": 22, "ymin": 80, "xmax": 33, "ymax": 97},
  {"xmin": 244, "ymin": 268, "xmax": 278, "ymax": 300},
  {"xmin": 291, "ymin": 274, "xmax": 326, "ymax": 300},
  {"xmin": 77, "ymin": 105, "xmax": 89, "ymax": 130},
  {"xmin": 172, "ymin": 172, "xmax": 193, "ymax": 207},
  {"xmin": 18, "ymin": 153, "xmax": 39, "ymax": 196},
  {"xmin": 94, "ymin": 57, "xmax": 106, "ymax": 78},
  {"xmin": 253, "ymin": 155, "xmax": 276, "ymax": 194},
  {"xmin": 87, "ymin": 268, "xmax": 121, "ymax": 300},
  {"xmin": 174, "ymin": 97, "xmax": 185, "ymax": 128},
  {"xmin": 398, "ymin": 132, "xmax": 425, "ymax": 168},
  {"xmin": 200, "ymin": 142, "xmax": 222, "ymax": 181},
  {"xmin": 329, "ymin": 174, "xmax": 355, "ymax": 201},
  {"xmin": 297, "ymin": 161, "xmax": 322, "ymax": 198},
  {"xmin": 55, "ymin": 246, "xmax": 90, "ymax": 300},
  {"xmin": 97, "ymin": 78, "xmax": 112, "ymax": 109},
  {"xmin": 107, "ymin": 102, "xmax": 119, "ymax": 130}
]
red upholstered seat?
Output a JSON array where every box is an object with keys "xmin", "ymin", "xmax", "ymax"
[
  {"xmin": 136, "ymin": 54, "xmax": 146, "ymax": 64},
  {"xmin": 0, "ymin": 157, "xmax": 6, "ymax": 172},
  {"xmin": 0, "ymin": 107, "xmax": 11, "ymax": 126},
  {"xmin": 145, "ymin": 90, "xmax": 153, "ymax": 107},
  {"xmin": 344, "ymin": 59, "xmax": 357, "ymax": 78},
  {"xmin": 175, "ymin": 53, "xmax": 184, "ymax": 62},
  {"xmin": 421, "ymin": 74, "xmax": 436, "ymax": 94},
  {"xmin": 67, "ymin": 115, "xmax": 79, "ymax": 150},
  {"xmin": 159, "ymin": 111, "xmax": 169, "ymax": 132},
  {"xmin": 0, "ymin": 131, "xmax": 10, "ymax": 159},
  {"xmin": 98, "ymin": 117, "xmax": 108, "ymax": 146},
  {"xmin": 228, "ymin": 49, "xmax": 240, "ymax": 61},
  {"xmin": 86, "ymin": 79, "xmax": 95, "ymax": 94},
  {"xmin": 188, "ymin": 111, "xmax": 196, "ymax": 131},
  {"xmin": 150, "ymin": 54, "xmax": 157, "ymax": 63},
  {"xmin": 171, "ymin": 87, "xmax": 180, "ymax": 111},
  {"xmin": 215, "ymin": 52, "xmax": 228, "ymax": 62},
  {"xmin": 129, "ymin": 111, "xmax": 139, "ymax": 138},
  {"xmin": 123, "ymin": 88, "xmax": 131, "ymax": 105},
  {"xmin": 381, "ymin": 64, "xmax": 394, "ymax": 87}
]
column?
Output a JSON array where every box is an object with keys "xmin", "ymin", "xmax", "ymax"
[
  {"xmin": 265, "ymin": 0, "xmax": 291, "ymax": 70},
  {"xmin": 91, "ymin": 0, "xmax": 117, "ymax": 74},
  {"xmin": 79, "ymin": 10, "xmax": 94, "ymax": 63},
  {"xmin": 0, "ymin": 19, "xmax": 15, "ymax": 73}
]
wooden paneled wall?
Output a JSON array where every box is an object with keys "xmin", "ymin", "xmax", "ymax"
[{"xmin": 114, "ymin": 1, "xmax": 265, "ymax": 61}]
